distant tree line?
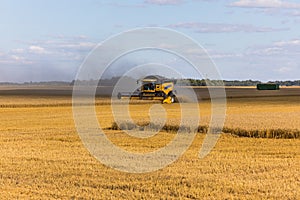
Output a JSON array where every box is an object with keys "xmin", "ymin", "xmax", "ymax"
[
  {"xmin": 224, "ymin": 80, "xmax": 300, "ymax": 86},
  {"xmin": 1, "ymin": 78, "xmax": 300, "ymax": 86},
  {"xmin": 69, "ymin": 76, "xmax": 136, "ymax": 86},
  {"xmin": 70, "ymin": 78, "xmax": 300, "ymax": 87},
  {"xmin": 0, "ymin": 81, "xmax": 71, "ymax": 86},
  {"xmin": 177, "ymin": 79, "xmax": 300, "ymax": 86},
  {"xmin": 268, "ymin": 80, "xmax": 300, "ymax": 86}
]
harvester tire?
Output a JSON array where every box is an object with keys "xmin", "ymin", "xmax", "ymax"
[{"xmin": 169, "ymin": 92, "xmax": 176, "ymax": 103}]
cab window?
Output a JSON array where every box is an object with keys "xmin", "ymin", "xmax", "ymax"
[{"xmin": 143, "ymin": 82, "xmax": 155, "ymax": 90}]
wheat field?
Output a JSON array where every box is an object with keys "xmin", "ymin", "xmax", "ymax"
[{"xmin": 0, "ymin": 93, "xmax": 299, "ymax": 199}]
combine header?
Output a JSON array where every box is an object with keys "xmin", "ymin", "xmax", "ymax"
[{"xmin": 117, "ymin": 75, "xmax": 177, "ymax": 104}]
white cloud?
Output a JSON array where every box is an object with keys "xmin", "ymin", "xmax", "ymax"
[
  {"xmin": 0, "ymin": 35, "xmax": 96, "ymax": 68},
  {"xmin": 0, "ymin": 52, "xmax": 33, "ymax": 65},
  {"xmin": 15, "ymin": 36, "xmax": 97, "ymax": 62},
  {"xmin": 211, "ymin": 52, "xmax": 243, "ymax": 59},
  {"xmin": 181, "ymin": 47, "xmax": 244, "ymax": 60},
  {"xmin": 249, "ymin": 46, "xmax": 284, "ymax": 56},
  {"xmin": 230, "ymin": 0, "xmax": 300, "ymax": 9},
  {"xmin": 244, "ymin": 38, "xmax": 300, "ymax": 72},
  {"xmin": 168, "ymin": 22, "xmax": 286, "ymax": 33},
  {"xmin": 144, "ymin": 0, "xmax": 184, "ymax": 5},
  {"xmin": 11, "ymin": 48, "xmax": 25, "ymax": 54},
  {"xmin": 289, "ymin": 10, "xmax": 300, "ymax": 16},
  {"xmin": 29, "ymin": 45, "xmax": 48, "ymax": 54},
  {"xmin": 274, "ymin": 39, "xmax": 300, "ymax": 46},
  {"xmin": 276, "ymin": 66, "xmax": 292, "ymax": 73},
  {"xmin": 46, "ymin": 34, "xmax": 89, "ymax": 40},
  {"xmin": 58, "ymin": 42, "xmax": 96, "ymax": 50},
  {"xmin": 11, "ymin": 55, "xmax": 24, "ymax": 61}
]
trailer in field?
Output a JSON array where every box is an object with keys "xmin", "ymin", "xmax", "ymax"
[{"xmin": 257, "ymin": 84, "xmax": 280, "ymax": 90}]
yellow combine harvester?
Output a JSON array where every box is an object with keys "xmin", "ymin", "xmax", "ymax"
[{"xmin": 117, "ymin": 75, "xmax": 177, "ymax": 104}]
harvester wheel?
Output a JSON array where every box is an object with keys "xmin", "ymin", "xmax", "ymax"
[
  {"xmin": 163, "ymin": 96, "xmax": 172, "ymax": 104},
  {"xmin": 171, "ymin": 96, "xmax": 175, "ymax": 103},
  {"xmin": 169, "ymin": 92, "xmax": 176, "ymax": 103},
  {"xmin": 163, "ymin": 92, "xmax": 176, "ymax": 104}
]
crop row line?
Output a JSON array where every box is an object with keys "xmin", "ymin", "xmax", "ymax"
[{"xmin": 110, "ymin": 122, "xmax": 300, "ymax": 139}]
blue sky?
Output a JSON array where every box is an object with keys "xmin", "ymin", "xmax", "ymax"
[{"xmin": 1, "ymin": 0, "xmax": 300, "ymax": 82}]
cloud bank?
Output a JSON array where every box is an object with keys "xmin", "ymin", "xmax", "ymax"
[{"xmin": 230, "ymin": 0, "xmax": 300, "ymax": 9}]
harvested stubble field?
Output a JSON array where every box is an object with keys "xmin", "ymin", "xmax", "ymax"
[{"xmin": 0, "ymin": 87, "xmax": 299, "ymax": 199}]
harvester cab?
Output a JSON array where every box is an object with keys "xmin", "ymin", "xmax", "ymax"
[{"xmin": 118, "ymin": 75, "xmax": 177, "ymax": 104}]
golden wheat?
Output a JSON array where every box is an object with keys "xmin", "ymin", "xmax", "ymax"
[{"xmin": 0, "ymin": 95, "xmax": 299, "ymax": 199}]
